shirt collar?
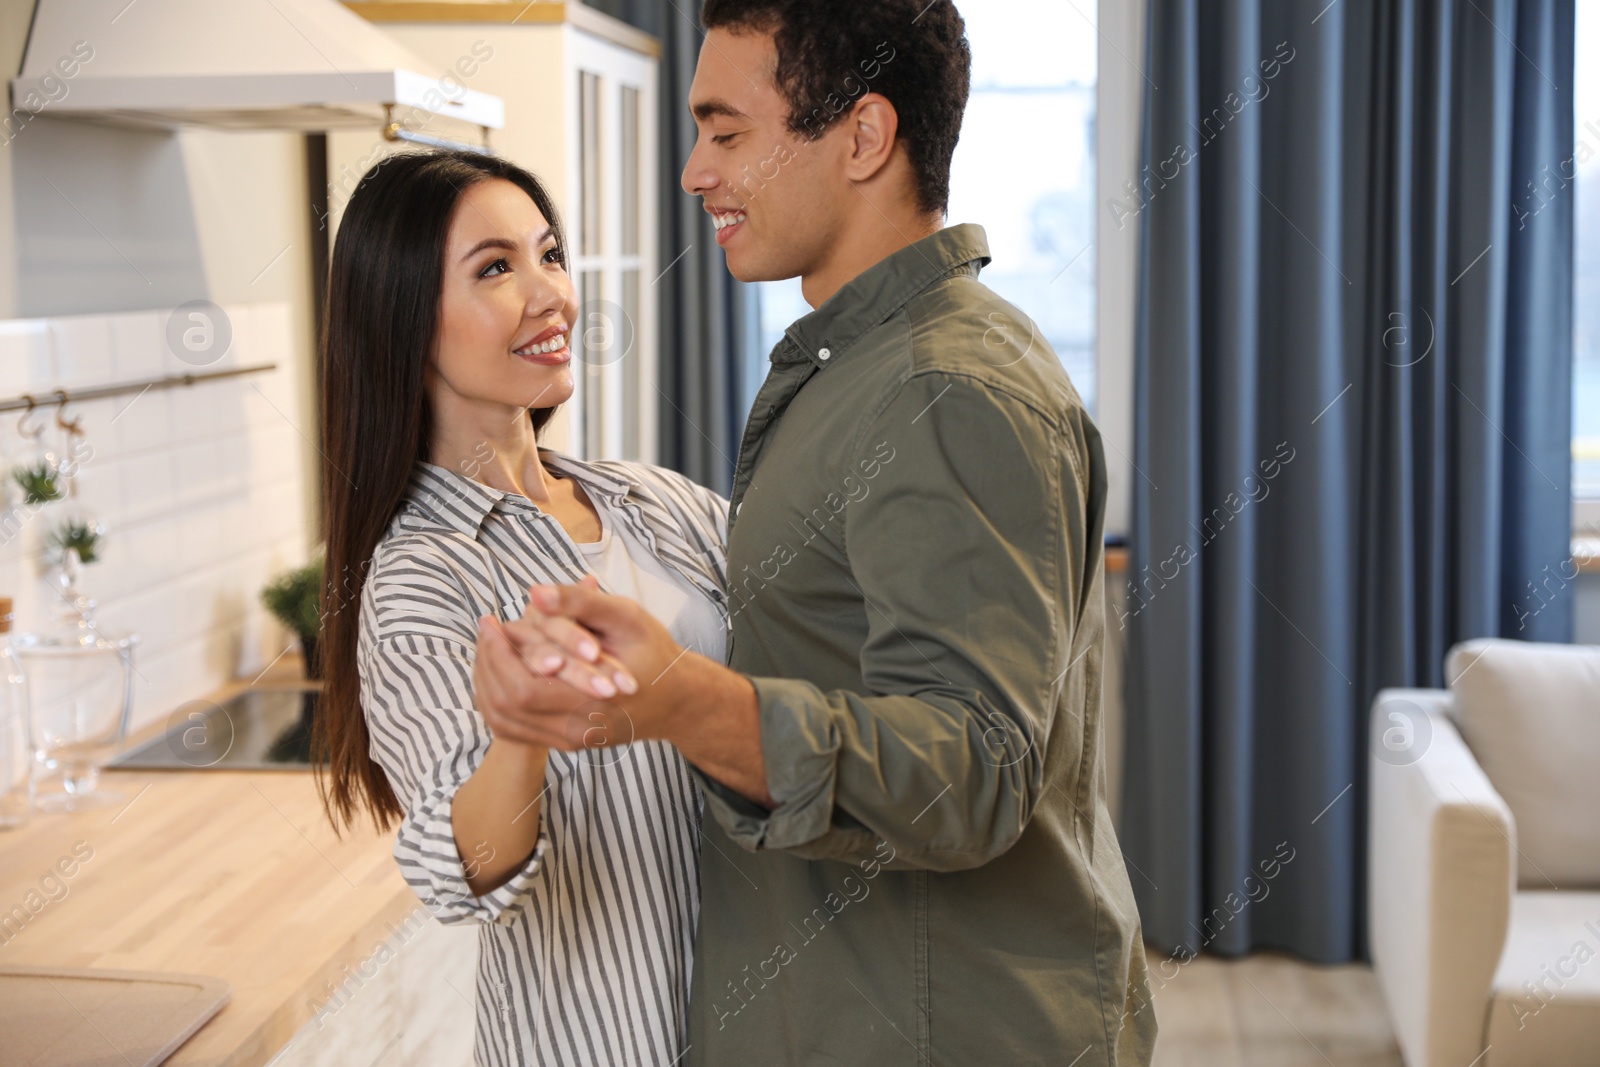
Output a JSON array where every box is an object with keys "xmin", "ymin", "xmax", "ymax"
[
  {"xmin": 402, "ymin": 449, "xmax": 636, "ymax": 540},
  {"xmin": 776, "ymin": 223, "xmax": 992, "ymax": 369}
]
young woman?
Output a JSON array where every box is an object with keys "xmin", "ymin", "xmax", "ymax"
[{"xmin": 314, "ymin": 149, "xmax": 730, "ymax": 1066}]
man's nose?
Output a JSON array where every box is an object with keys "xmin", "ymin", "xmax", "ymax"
[{"xmin": 682, "ymin": 139, "xmax": 718, "ymax": 197}]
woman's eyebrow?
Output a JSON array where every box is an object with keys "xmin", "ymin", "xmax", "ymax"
[
  {"xmin": 460, "ymin": 237, "xmax": 515, "ymax": 263},
  {"xmin": 458, "ymin": 228, "xmax": 557, "ymax": 264}
]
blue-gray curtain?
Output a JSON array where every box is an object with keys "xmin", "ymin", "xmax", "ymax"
[
  {"xmin": 587, "ymin": 0, "xmax": 762, "ymax": 494},
  {"xmin": 1122, "ymin": 0, "xmax": 1575, "ymax": 963}
]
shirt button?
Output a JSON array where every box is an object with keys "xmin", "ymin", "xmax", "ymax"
[{"xmin": 818, "ymin": 347, "xmax": 832, "ymax": 361}]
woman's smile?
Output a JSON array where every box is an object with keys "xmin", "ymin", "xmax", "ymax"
[{"xmin": 514, "ymin": 322, "xmax": 572, "ymax": 365}]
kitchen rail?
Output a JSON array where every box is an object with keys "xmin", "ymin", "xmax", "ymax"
[{"xmin": 0, "ymin": 362, "xmax": 278, "ymax": 414}]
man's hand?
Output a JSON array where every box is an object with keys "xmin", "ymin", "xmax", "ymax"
[
  {"xmin": 473, "ymin": 614, "xmax": 604, "ymax": 749},
  {"xmin": 473, "ymin": 577, "xmax": 637, "ymax": 751},
  {"xmin": 501, "ymin": 580, "xmax": 689, "ymax": 741},
  {"xmin": 515, "ymin": 579, "xmax": 684, "ymax": 703}
]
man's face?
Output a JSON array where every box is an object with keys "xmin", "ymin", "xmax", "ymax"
[{"xmin": 681, "ymin": 27, "xmax": 845, "ymax": 284}]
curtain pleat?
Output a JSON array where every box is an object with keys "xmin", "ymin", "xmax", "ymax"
[{"xmin": 1123, "ymin": 0, "xmax": 1575, "ymax": 963}]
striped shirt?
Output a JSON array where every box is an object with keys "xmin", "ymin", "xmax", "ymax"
[{"xmin": 356, "ymin": 451, "xmax": 730, "ymax": 1067}]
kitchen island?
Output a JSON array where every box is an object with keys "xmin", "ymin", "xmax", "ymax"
[{"xmin": 0, "ymin": 661, "xmax": 475, "ymax": 1067}]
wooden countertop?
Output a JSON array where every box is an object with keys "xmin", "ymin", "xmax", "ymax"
[{"xmin": 0, "ymin": 661, "xmax": 417, "ymax": 1067}]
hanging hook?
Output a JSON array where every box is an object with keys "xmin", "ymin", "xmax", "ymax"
[
  {"xmin": 16, "ymin": 395, "xmax": 42, "ymax": 440},
  {"xmin": 53, "ymin": 389, "xmax": 81, "ymax": 437}
]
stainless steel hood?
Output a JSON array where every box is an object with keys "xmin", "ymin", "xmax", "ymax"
[{"xmin": 10, "ymin": 0, "xmax": 505, "ymax": 134}]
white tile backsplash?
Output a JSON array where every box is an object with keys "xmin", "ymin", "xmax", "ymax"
[
  {"xmin": 107, "ymin": 311, "xmax": 165, "ymax": 381},
  {"xmin": 0, "ymin": 301, "xmax": 310, "ymax": 736},
  {"xmin": 0, "ymin": 321, "xmax": 54, "ymax": 396},
  {"xmin": 49, "ymin": 316, "xmax": 115, "ymax": 389},
  {"xmin": 112, "ymin": 386, "xmax": 172, "ymax": 456},
  {"xmin": 114, "ymin": 449, "xmax": 176, "ymax": 525}
]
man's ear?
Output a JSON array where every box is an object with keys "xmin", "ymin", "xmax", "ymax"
[{"xmin": 842, "ymin": 92, "xmax": 900, "ymax": 185}]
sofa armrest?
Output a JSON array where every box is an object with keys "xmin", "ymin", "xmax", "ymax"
[{"xmin": 1368, "ymin": 688, "xmax": 1515, "ymax": 1067}]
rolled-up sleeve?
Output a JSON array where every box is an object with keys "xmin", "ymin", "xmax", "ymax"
[
  {"xmin": 699, "ymin": 372, "xmax": 1092, "ymax": 872},
  {"xmin": 358, "ymin": 547, "xmax": 550, "ymax": 925}
]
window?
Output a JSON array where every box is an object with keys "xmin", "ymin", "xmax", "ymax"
[
  {"xmin": 752, "ymin": 0, "xmax": 1100, "ymax": 415},
  {"xmin": 1576, "ymin": 0, "xmax": 1600, "ymax": 503}
]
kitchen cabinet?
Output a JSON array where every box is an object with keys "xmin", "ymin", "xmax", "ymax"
[{"xmin": 333, "ymin": 2, "xmax": 662, "ymax": 464}]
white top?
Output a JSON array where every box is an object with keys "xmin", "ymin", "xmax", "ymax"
[
  {"xmin": 357, "ymin": 452, "xmax": 731, "ymax": 1067},
  {"xmin": 575, "ymin": 499, "xmax": 728, "ymax": 661}
]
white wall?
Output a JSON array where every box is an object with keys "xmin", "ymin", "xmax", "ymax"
[
  {"xmin": 1096, "ymin": 0, "xmax": 1147, "ymax": 541},
  {"xmin": 1, "ymin": 0, "xmax": 35, "ymax": 321},
  {"xmin": 0, "ymin": 303, "xmax": 307, "ymax": 735},
  {"xmin": 2, "ymin": 0, "xmax": 322, "ymax": 725},
  {"xmin": 1574, "ymin": 574, "xmax": 1600, "ymax": 642},
  {"xmin": 3, "ymin": 114, "xmax": 321, "ymax": 527}
]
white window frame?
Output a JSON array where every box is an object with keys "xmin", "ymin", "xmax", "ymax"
[
  {"xmin": 1095, "ymin": 0, "xmax": 1146, "ymax": 541},
  {"xmin": 1570, "ymin": 2, "xmax": 1596, "ymax": 539},
  {"xmin": 566, "ymin": 29, "xmax": 660, "ymax": 466}
]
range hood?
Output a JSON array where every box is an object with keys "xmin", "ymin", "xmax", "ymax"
[{"xmin": 10, "ymin": 0, "xmax": 504, "ymax": 135}]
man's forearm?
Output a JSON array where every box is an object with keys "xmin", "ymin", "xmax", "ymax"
[{"xmin": 657, "ymin": 653, "xmax": 774, "ymax": 807}]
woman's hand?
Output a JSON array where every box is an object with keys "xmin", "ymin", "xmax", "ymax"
[
  {"xmin": 479, "ymin": 578, "xmax": 637, "ymax": 701},
  {"xmin": 498, "ymin": 579, "xmax": 694, "ymax": 744},
  {"xmin": 474, "ymin": 612, "xmax": 618, "ymax": 749}
]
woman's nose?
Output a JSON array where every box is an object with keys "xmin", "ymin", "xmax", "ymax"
[{"xmin": 522, "ymin": 266, "xmax": 571, "ymax": 318}]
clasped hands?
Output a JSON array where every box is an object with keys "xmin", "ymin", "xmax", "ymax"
[
  {"xmin": 474, "ymin": 577, "xmax": 770, "ymax": 805},
  {"xmin": 472, "ymin": 576, "xmax": 689, "ymax": 753}
]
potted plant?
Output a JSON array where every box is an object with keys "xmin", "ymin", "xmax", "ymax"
[
  {"xmin": 13, "ymin": 460, "xmax": 63, "ymax": 506},
  {"xmin": 47, "ymin": 516, "xmax": 106, "ymax": 565},
  {"xmin": 260, "ymin": 558, "xmax": 324, "ymax": 680}
]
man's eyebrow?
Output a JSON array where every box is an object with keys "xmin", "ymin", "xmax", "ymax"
[
  {"xmin": 458, "ymin": 227, "xmax": 555, "ymax": 264},
  {"xmin": 691, "ymin": 98, "xmax": 749, "ymax": 122}
]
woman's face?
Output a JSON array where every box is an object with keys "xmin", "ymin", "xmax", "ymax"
[{"xmin": 430, "ymin": 178, "xmax": 576, "ymax": 414}]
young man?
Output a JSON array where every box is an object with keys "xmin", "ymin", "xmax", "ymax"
[{"xmin": 489, "ymin": 1, "xmax": 1157, "ymax": 1062}]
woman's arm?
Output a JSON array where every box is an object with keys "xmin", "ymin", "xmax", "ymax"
[
  {"xmin": 362, "ymin": 627, "xmax": 552, "ymax": 924},
  {"xmin": 450, "ymin": 736, "xmax": 550, "ymax": 897},
  {"xmin": 452, "ymin": 617, "xmax": 555, "ymax": 897},
  {"xmin": 360, "ymin": 547, "xmax": 606, "ymax": 923}
]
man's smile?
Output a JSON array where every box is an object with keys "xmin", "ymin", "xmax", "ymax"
[{"xmin": 709, "ymin": 206, "xmax": 747, "ymax": 245}]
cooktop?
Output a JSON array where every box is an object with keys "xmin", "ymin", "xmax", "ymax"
[{"xmin": 108, "ymin": 686, "xmax": 321, "ymax": 770}]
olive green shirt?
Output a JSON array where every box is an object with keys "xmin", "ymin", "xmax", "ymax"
[{"xmin": 686, "ymin": 224, "xmax": 1156, "ymax": 1065}]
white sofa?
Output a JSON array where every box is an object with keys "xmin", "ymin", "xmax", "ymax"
[{"xmin": 1369, "ymin": 639, "xmax": 1600, "ymax": 1067}]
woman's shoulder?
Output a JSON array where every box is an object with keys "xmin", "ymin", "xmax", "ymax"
[
  {"xmin": 366, "ymin": 504, "xmax": 495, "ymax": 577},
  {"xmin": 358, "ymin": 524, "xmax": 500, "ymax": 648},
  {"xmin": 546, "ymin": 451, "xmax": 729, "ymax": 529}
]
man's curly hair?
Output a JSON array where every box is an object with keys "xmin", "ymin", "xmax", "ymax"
[{"xmin": 700, "ymin": 0, "xmax": 971, "ymax": 215}]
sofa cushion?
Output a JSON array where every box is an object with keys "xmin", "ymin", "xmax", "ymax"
[
  {"xmin": 1486, "ymin": 891, "xmax": 1600, "ymax": 1066},
  {"xmin": 1447, "ymin": 639, "xmax": 1600, "ymax": 888}
]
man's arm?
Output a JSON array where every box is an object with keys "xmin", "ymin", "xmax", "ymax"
[
  {"xmin": 655, "ymin": 652, "xmax": 774, "ymax": 807},
  {"xmin": 512, "ymin": 373, "xmax": 1096, "ymax": 872},
  {"xmin": 705, "ymin": 373, "xmax": 1094, "ymax": 870}
]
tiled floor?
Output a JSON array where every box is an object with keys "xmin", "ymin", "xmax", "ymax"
[{"xmin": 1147, "ymin": 949, "xmax": 1406, "ymax": 1066}]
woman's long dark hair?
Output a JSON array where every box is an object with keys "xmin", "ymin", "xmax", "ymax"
[{"xmin": 315, "ymin": 150, "xmax": 568, "ymax": 833}]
